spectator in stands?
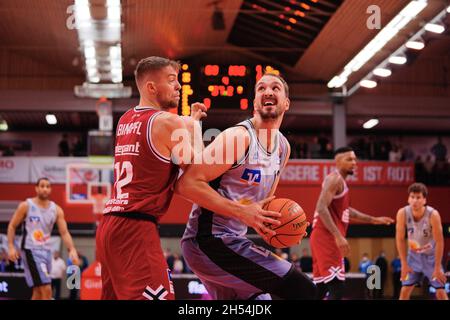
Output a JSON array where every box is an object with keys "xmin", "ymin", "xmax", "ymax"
[
  {"xmin": 423, "ymin": 155, "xmax": 434, "ymax": 172},
  {"xmin": 172, "ymin": 253, "xmax": 184, "ymax": 274},
  {"xmin": 431, "ymin": 136, "xmax": 447, "ymax": 162},
  {"xmin": 295, "ymin": 137, "xmax": 308, "ymax": 159},
  {"xmin": 389, "ymin": 145, "xmax": 402, "ymax": 162},
  {"xmin": 344, "ymin": 257, "xmax": 351, "ymax": 273},
  {"xmin": 50, "ymin": 251, "xmax": 66, "ymax": 300},
  {"xmin": 366, "ymin": 136, "xmax": 377, "ymax": 160},
  {"xmin": 402, "ymin": 145, "xmax": 415, "ymax": 162},
  {"xmin": 274, "ymin": 248, "xmax": 288, "ymax": 260},
  {"xmin": 359, "ymin": 253, "xmax": 373, "ymax": 274},
  {"xmin": 286, "ymin": 133, "xmax": 299, "ymax": 158},
  {"xmin": 391, "ymin": 255, "xmax": 402, "ymax": 300},
  {"xmin": 289, "ymin": 253, "xmax": 301, "ymax": 270},
  {"xmin": 359, "ymin": 253, "xmax": 374, "ymax": 299},
  {"xmin": 318, "ymin": 134, "xmax": 329, "ymax": 158},
  {"xmin": 166, "ymin": 249, "xmax": 175, "ymax": 270},
  {"xmin": 0, "ymin": 249, "xmax": 11, "ymax": 272},
  {"xmin": 71, "ymin": 135, "xmax": 87, "ymax": 157},
  {"xmin": 309, "ymin": 136, "xmax": 321, "ymax": 159},
  {"xmin": 299, "ymin": 248, "xmax": 313, "ymax": 273},
  {"xmin": 433, "ymin": 160, "xmax": 450, "ymax": 185},
  {"xmin": 372, "ymin": 137, "xmax": 391, "ymax": 161},
  {"xmin": 58, "ymin": 134, "xmax": 70, "ymax": 157},
  {"xmin": 181, "ymin": 255, "xmax": 191, "ymax": 274},
  {"xmin": 374, "ymin": 251, "xmax": 388, "ymax": 299},
  {"xmin": 323, "ymin": 143, "xmax": 334, "ymax": 159},
  {"xmin": 415, "ymin": 156, "xmax": 427, "ymax": 183}
]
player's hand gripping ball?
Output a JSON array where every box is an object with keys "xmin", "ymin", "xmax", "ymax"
[{"xmin": 263, "ymin": 198, "xmax": 309, "ymax": 248}]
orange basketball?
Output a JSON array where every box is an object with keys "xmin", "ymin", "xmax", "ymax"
[{"xmin": 263, "ymin": 198, "xmax": 308, "ymax": 248}]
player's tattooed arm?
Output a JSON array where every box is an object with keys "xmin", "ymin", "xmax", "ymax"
[
  {"xmin": 315, "ymin": 174, "xmax": 342, "ymax": 238},
  {"xmin": 316, "ymin": 174, "xmax": 350, "ymax": 256},
  {"xmin": 349, "ymin": 207, "xmax": 394, "ymax": 225},
  {"xmin": 348, "ymin": 207, "xmax": 374, "ymax": 223}
]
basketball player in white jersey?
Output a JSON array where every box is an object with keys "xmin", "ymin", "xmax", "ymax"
[
  {"xmin": 396, "ymin": 182, "xmax": 448, "ymax": 300},
  {"xmin": 176, "ymin": 73, "xmax": 316, "ymax": 300},
  {"xmin": 7, "ymin": 177, "xmax": 79, "ymax": 300}
]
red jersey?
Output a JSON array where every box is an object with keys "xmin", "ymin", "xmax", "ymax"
[
  {"xmin": 103, "ymin": 106, "xmax": 179, "ymax": 220},
  {"xmin": 312, "ymin": 172, "xmax": 350, "ymax": 237}
]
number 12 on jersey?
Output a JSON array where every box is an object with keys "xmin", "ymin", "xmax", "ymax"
[{"xmin": 114, "ymin": 161, "xmax": 133, "ymax": 199}]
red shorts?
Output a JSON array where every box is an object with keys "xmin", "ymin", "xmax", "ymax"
[
  {"xmin": 310, "ymin": 227, "xmax": 345, "ymax": 284},
  {"xmin": 95, "ymin": 214, "xmax": 175, "ymax": 300}
]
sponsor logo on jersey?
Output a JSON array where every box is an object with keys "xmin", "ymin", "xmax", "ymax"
[
  {"xmin": 240, "ymin": 168, "xmax": 261, "ymax": 186},
  {"xmin": 29, "ymin": 216, "xmax": 40, "ymax": 224}
]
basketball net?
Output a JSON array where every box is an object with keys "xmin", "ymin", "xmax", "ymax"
[{"xmin": 95, "ymin": 96, "xmax": 113, "ymax": 132}]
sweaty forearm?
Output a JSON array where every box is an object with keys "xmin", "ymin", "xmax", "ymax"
[
  {"xmin": 317, "ymin": 206, "xmax": 341, "ymax": 238},
  {"xmin": 61, "ymin": 232, "xmax": 76, "ymax": 252},
  {"xmin": 349, "ymin": 207, "xmax": 374, "ymax": 223},
  {"xmin": 434, "ymin": 239, "xmax": 444, "ymax": 270},
  {"xmin": 177, "ymin": 179, "xmax": 244, "ymax": 220},
  {"xmin": 7, "ymin": 224, "xmax": 16, "ymax": 249},
  {"xmin": 396, "ymin": 237, "xmax": 408, "ymax": 264}
]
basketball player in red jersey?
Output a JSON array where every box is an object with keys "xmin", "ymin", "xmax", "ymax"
[
  {"xmin": 95, "ymin": 56, "xmax": 209, "ymax": 300},
  {"xmin": 95, "ymin": 56, "xmax": 280, "ymax": 300},
  {"xmin": 310, "ymin": 147, "xmax": 394, "ymax": 300}
]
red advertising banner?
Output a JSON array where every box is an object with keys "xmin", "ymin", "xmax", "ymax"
[
  {"xmin": 80, "ymin": 261, "xmax": 102, "ymax": 300},
  {"xmin": 280, "ymin": 160, "xmax": 415, "ymax": 186}
]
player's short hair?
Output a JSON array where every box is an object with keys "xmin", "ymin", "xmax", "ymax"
[
  {"xmin": 256, "ymin": 73, "xmax": 289, "ymax": 97},
  {"xmin": 36, "ymin": 177, "xmax": 50, "ymax": 186},
  {"xmin": 134, "ymin": 56, "xmax": 181, "ymax": 86},
  {"xmin": 334, "ymin": 146, "xmax": 354, "ymax": 157},
  {"xmin": 408, "ymin": 182, "xmax": 428, "ymax": 197}
]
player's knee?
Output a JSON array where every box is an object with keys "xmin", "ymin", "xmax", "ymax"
[{"xmin": 273, "ymin": 267, "xmax": 317, "ymax": 300}]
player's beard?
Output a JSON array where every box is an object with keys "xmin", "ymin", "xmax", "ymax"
[
  {"xmin": 37, "ymin": 193, "xmax": 49, "ymax": 201},
  {"xmin": 347, "ymin": 169, "xmax": 354, "ymax": 175},
  {"xmin": 158, "ymin": 93, "xmax": 179, "ymax": 110},
  {"xmin": 258, "ymin": 105, "xmax": 281, "ymax": 120}
]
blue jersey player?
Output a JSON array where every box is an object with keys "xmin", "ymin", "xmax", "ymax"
[
  {"xmin": 176, "ymin": 73, "xmax": 316, "ymax": 300},
  {"xmin": 7, "ymin": 178, "xmax": 79, "ymax": 300},
  {"xmin": 395, "ymin": 182, "xmax": 448, "ymax": 300}
]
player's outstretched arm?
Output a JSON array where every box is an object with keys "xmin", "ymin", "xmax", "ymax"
[
  {"xmin": 430, "ymin": 210, "xmax": 447, "ymax": 285},
  {"xmin": 315, "ymin": 174, "xmax": 350, "ymax": 256},
  {"xmin": 348, "ymin": 207, "xmax": 394, "ymax": 225},
  {"xmin": 175, "ymin": 126, "xmax": 281, "ymax": 238},
  {"xmin": 7, "ymin": 201, "xmax": 28, "ymax": 262},
  {"xmin": 55, "ymin": 206, "xmax": 79, "ymax": 266}
]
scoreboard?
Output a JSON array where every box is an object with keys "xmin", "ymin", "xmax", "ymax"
[{"xmin": 180, "ymin": 63, "xmax": 281, "ymax": 116}]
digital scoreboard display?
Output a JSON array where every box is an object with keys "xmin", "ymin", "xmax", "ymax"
[{"xmin": 180, "ymin": 63, "xmax": 281, "ymax": 116}]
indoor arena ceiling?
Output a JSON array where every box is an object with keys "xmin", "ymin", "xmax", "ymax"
[{"xmin": 0, "ymin": 0, "xmax": 449, "ymax": 132}]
